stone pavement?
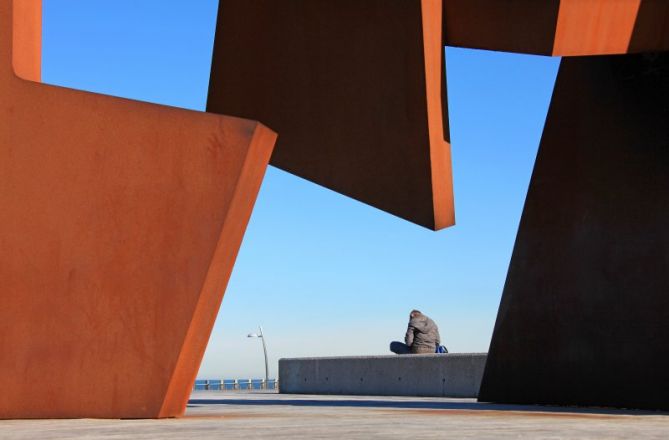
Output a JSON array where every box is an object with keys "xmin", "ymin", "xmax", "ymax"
[{"xmin": 2, "ymin": 391, "xmax": 669, "ymax": 439}]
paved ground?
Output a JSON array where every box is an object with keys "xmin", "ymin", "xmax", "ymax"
[{"xmin": 2, "ymin": 391, "xmax": 669, "ymax": 439}]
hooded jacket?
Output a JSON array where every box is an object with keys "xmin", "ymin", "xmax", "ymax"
[{"xmin": 405, "ymin": 313, "xmax": 440, "ymax": 351}]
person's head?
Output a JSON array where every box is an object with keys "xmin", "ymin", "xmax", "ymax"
[{"xmin": 410, "ymin": 309, "xmax": 422, "ymax": 319}]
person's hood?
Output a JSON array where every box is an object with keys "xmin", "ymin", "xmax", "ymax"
[{"xmin": 410, "ymin": 315, "xmax": 430, "ymax": 331}]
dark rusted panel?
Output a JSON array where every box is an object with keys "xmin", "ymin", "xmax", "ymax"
[
  {"xmin": 628, "ymin": 0, "xmax": 669, "ymax": 53},
  {"xmin": 479, "ymin": 53, "xmax": 669, "ymax": 410},
  {"xmin": 443, "ymin": 0, "xmax": 560, "ymax": 55},
  {"xmin": 207, "ymin": 0, "xmax": 454, "ymax": 230}
]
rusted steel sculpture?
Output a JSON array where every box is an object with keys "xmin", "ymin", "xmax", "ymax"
[
  {"xmin": 2, "ymin": 0, "xmax": 669, "ymax": 419},
  {"xmin": 207, "ymin": 0, "xmax": 669, "ymax": 411},
  {"xmin": 1, "ymin": 1, "xmax": 276, "ymax": 418}
]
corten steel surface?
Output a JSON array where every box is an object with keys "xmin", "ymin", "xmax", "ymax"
[
  {"xmin": 207, "ymin": 0, "xmax": 454, "ymax": 231},
  {"xmin": 206, "ymin": 0, "xmax": 669, "ymax": 231},
  {"xmin": 478, "ymin": 53, "xmax": 669, "ymax": 410},
  {"xmin": 443, "ymin": 0, "xmax": 669, "ymax": 56},
  {"xmin": 0, "ymin": 1, "xmax": 276, "ymax": 419},
  {"xmin": 7, "ymin": 0, "xmax": 669, "ymax": 419}
]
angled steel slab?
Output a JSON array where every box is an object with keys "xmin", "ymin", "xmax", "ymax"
[
  {"xmin": 479, "ymin": 53, "xmax": 669, "ymax": 410},
  {"xmin": 444, "ymin": 0, "xmax": 669, "ymax": 56},
  {"xmin": 206, "ymin": 0, "xmax": 669, "ymax": 232},
  {"xmin": 1, "ymin": 0, "xmax": 276, "ymax": 418},
  {"xmin": 208, "ymin": 0, "xmax": 454, "ymax": 231}
]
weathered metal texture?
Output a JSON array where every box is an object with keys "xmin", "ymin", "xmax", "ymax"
[
  {"xmin": 443, "ymin": 0, "xmax": 669, "ymax": 56},
  {"xmin": 0, "ymin": 0, "xmax": 276, "ymax": 418},
  {"xmin": 478, "ymin": 53, "xmax": 669, "ymax": 410},
  {"xmin": 207, "ymin": 0, "xmax": 454, "ymax": 231}
]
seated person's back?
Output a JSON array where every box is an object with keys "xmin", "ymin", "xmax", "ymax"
[{"xmin": 390, "ymin": 309, "xmax": 441, "ymax": 354}]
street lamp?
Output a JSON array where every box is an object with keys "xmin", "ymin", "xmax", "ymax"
[{"xmin": 247, "ymin": 326, "xmax": 269, "ymax": 388}]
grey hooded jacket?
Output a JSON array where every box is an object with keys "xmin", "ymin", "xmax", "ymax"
[{"xmin": 405, "ymin": 313, "xmax": 440, "ymax": 351}]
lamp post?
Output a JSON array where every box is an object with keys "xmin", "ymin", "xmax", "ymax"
[{"xmin": 247, "ymin": 326, "xmax": 269, "ymax": 388}]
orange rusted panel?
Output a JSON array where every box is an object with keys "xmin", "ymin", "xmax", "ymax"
[
  {"xmin": 553, "ymin": 0, "xmax": 642, "ymax": 56},
  {"xmin": 422, "ymin": 0, "xmax": 454, "ymax": 230},
  {"xmin": 443, "ymin": 0, "xmax": 669, "ymax": 56},
  {"xmin": 12, "ymin": 0, "xmax": 41, "ymax": 81},
  {"xmin": 0, "ymin": 0, "xmax": 276, "ymax": 419},
  {"xmin": 208, "ymin": 0, "xmax": 454, "ymax": 231}
]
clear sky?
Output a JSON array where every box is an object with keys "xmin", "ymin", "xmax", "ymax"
[{"xmin": 42, "ymin": 1, "xmax": 560, "ymax": 379}]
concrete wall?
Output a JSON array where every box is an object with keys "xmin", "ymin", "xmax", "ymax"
[{"xmin": 279, "ymin": 353, "xmax": 487, "ymax": 398}]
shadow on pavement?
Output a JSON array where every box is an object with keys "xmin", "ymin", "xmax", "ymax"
[{"xmin": 187, "ymin": 397, "xmax": 668, "ymax": 417}]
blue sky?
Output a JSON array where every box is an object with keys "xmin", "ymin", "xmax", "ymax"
[{"xmin": 43, "ymin": 1, "xmax": 560, "ymax": 379}]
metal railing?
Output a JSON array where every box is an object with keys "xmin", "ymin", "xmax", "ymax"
[{"xmin": 193, "ymin": 378, "xmax": 278, "ymax": 391}]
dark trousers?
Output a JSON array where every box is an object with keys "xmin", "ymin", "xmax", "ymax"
[
  {"xmin": 390, "ymin": 341, "xmax": 412, "ymax": 354},
  {"xmin": 390, "ymin": 341, "xmax": 435, "ymax": 354}
]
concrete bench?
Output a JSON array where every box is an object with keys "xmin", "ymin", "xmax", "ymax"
[{"xmin": 279, "ymin": 353, "xmax": 487, "ymax": 398}]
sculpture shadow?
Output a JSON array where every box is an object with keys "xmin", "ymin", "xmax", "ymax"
[{"xmin": 187, "ymin": 397, "xmax": 668, "ymax": 417}]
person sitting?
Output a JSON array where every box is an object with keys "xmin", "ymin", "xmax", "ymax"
[{"xmin": 390, "ymin": 309, "xmax": 441, "ymax": 354}]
